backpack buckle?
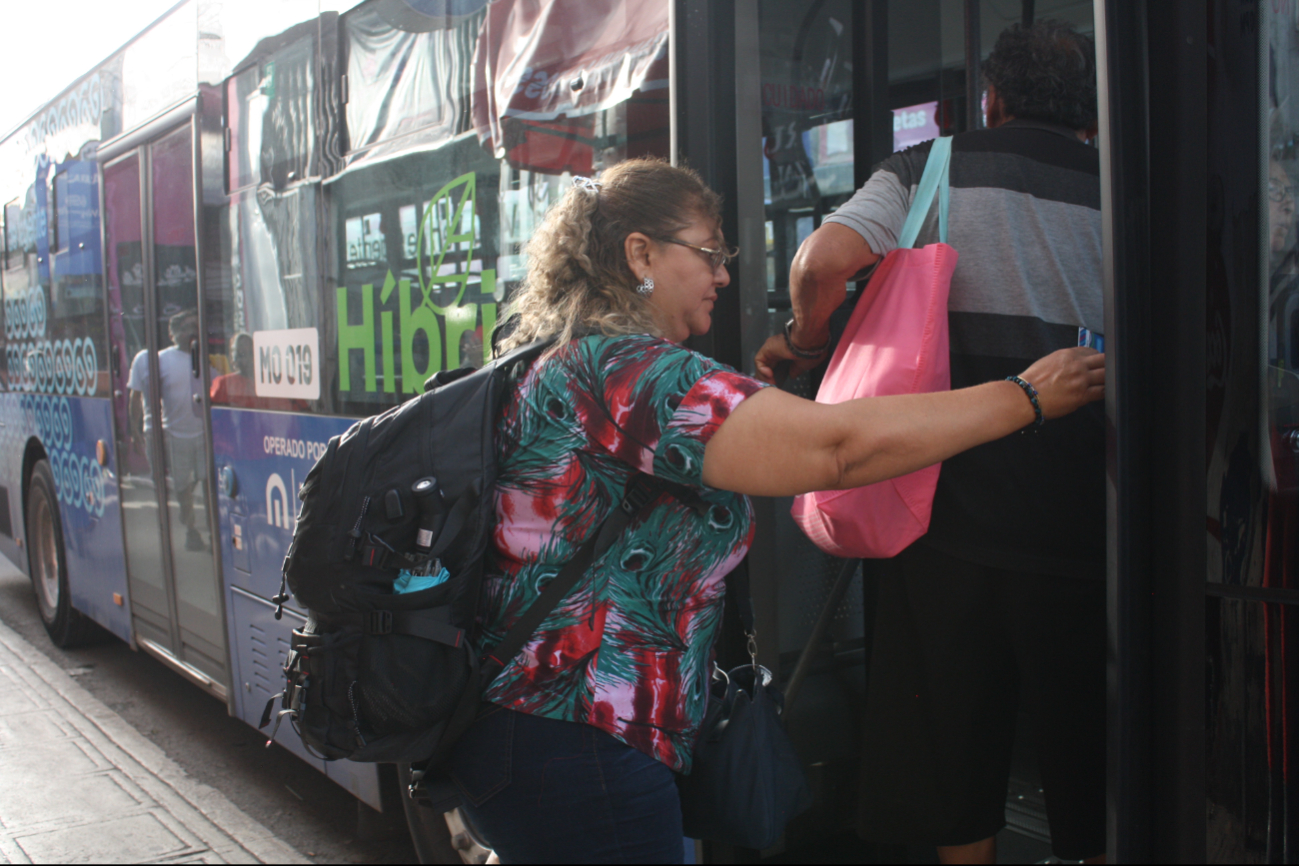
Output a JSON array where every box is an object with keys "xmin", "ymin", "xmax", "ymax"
[
  {"xmin": 366, "ymin": 610, "xmax": 393, "ymax": 635},
  {"xmin": 620, "ymin": 477, "xmax": 655, "ymax": 515}
]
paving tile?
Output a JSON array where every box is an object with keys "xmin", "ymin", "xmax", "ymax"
[
  {"xmin": 0, "ymin": 770, "xmax": 145, "ymax": 831},
  {"xmin": 0, "ymin": 669, "xmax": 45, "ymax": 717},
  {"xmin": 0, "ymin": 710, "xmax": 75, "ymax": 747},
  {"xmin": 14, "ymin": 811, "xmax": 199, "ymax": 864},
  {"xmin": 0, "ymin": 737, "xmax": 112, "ymax": 778}
]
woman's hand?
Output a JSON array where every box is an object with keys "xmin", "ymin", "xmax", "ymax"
[
  {"xmin": 753, "ymin": 332, "xmax": 824, "ymax": 384},
  {"xmin": 1016, "ymin": 347, "xmax": 1106, "ymax": 420}
]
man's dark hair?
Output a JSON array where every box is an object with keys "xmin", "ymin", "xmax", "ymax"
[
  {"xmin": 169, "ymin": 309, "xmax": 197, "ymax": 342},
  {"xmin": 982, "ymin": 20, "xmax": 1097, "ymax": 131}
]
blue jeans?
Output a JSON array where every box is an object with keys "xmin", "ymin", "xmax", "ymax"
[{"xmin": 446, "ymin": 705, "xmax": 685, "ymax": 864}]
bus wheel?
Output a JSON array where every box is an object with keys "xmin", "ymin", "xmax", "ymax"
[
  {"xmin": 27, "ymin": 460, "xmax": 94, "ymax": 648},
  {"xmin": 395, "ymin": 764, "xmax": 492, "ymax": 864}
]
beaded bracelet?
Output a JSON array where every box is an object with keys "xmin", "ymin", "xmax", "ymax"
[
  {"xmin": 783, "ymin": 319, "xmax": 830, "ymax": 360},
  {"xmin": 1005, "ymin": 375, "xmax": 1045, "ymax": 427}
]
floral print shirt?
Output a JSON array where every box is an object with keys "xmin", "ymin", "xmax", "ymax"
[{"xmin": 479, "ymin": 334, "xmax": 767, "ymax": 772}]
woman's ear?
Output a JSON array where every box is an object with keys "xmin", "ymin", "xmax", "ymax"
[{"xmin": 624, "ymin": 232, "xmax": 653, "ymax": 280}]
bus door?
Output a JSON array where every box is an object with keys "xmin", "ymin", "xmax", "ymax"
[{"xmin": 103, "ymin": 121, "xmax": 226, "ymax": 692}]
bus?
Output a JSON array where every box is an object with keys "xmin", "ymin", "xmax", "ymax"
[{"xmin": 0, "ymin": 0, "xmax": 1290, "ymax": 862}]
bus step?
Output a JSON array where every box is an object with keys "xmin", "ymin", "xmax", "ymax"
[{"xmin": 1004, "ymin": 778, "xmax": 1051, "ymax": 844}]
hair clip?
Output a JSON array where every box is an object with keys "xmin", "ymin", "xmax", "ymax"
[{"xmin": 572, "ymin": 176, "xmax": 603, "ymax": 193}]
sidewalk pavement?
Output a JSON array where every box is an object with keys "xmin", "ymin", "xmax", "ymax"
[{"xmin": 0, "ymin": 615, "xmax": 309, "ymax": 864}]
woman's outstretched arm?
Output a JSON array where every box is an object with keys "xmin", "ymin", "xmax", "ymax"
[{"xmin": 702, "ymin": 347, "xmax": 1105, "ymax": 498}]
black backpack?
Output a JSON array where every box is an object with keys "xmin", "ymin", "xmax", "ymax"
[{"xmin": 261, "ymin": 339, "xmax": 673, "ymax": 780}]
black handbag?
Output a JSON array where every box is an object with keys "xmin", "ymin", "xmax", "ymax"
[{"xmin": 677, "ymin": 572, "xmax": 812, "ymax": 850}]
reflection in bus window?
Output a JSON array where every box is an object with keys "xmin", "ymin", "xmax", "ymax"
[
  {"xmin": 1207, "ymin": 9, "xmax": 1299, "ymax": 859},
  {"xmin": 225, "ymin": 30, "xmax": 316, "ymax": 192},
  {"xmin": 1263, "ymin": 13, "xmax": 1299, "ymax": 587},
  {"xmin": 343, "ymin": 0, "xmax": 474, "ymax": 154},
  {"xmin": 3, "ymin": 201, "xmax": 18, "ymax": 271},
  {"xmin": 50, "ymin": 172, "xmax": 67, "ymax": 254},
  {"xmin": 760, "ymin": 0, "xmax": 856, "ymax": 302},
  {"xmin": 205, "ymin": 0, "xmax": 670, "ymax": 417},
  {"xmin": 0, "ymin": 148, "xmax": 106, "ymax": 397}
]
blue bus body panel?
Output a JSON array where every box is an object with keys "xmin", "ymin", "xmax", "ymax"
[
  {"xmin": 0, "ymin": 393, "xmax": 132, "ymax": 644},
  {"xmin": 210, "ymin": 407, "xmax": 381, "ymax": 809},
  {"xmin": 210, "ymin": 407, "xmax": 352, "ymax": 599}
]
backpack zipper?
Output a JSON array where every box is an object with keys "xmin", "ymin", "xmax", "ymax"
[
  {"xmin": 348, "ymin": 680, "xmax": 367, "ymax": 747},
  {"xmin": 344, "ymin": 496, "xmax": 371, "ymax": 560}
]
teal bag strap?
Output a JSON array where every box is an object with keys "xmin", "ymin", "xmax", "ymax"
[{"xmin": 896, "ymin": 136, "xmax": 952, "ymax": 249}]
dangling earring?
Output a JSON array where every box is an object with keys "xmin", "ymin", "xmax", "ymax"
[{"xmin": 636, "ymin": 276, "xmax": 654, "ymax": 297}]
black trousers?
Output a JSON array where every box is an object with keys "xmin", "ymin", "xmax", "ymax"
[{"xmin": 855, "ymin": 543, "xmax": 1106, "ymax": 861}]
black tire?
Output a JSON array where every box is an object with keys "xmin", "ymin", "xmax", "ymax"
[
  {"xmin": 396, "ymin": 764, "xmax": 487, "ymax": 864},
  {"xmin": 27, "ymin": 459, "xmax": 95, "ymax": 648}
]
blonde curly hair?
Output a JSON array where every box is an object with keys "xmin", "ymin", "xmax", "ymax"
[{"xmin": 497, "ymin": 158, "xmax": 723, "ymax": 354}]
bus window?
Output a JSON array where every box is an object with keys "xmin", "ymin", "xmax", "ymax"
[
  {"xmin": 210, "ymin": 22, "xmax": 322, "ymax": 413},
  {"xmin": 119, "ymin": 2, "xmax": 196, "ymax": 133},
  {"xmin": 50, "ymin": 172, "xmax": 66, "ymax": 254},
  {"xmin": 0, "ymin": 200, "xmax": 13, "ymax": 391},
  {"xmin": 46, "ymin": 157, "xmax": 106, "ymax": 398},
  {"xmin": 2, "ymin": 186, "xmax": 41, "ymax": 393},
  {"xmin": 3, "ymin": 201, "xmax": 16, "ymax": 271},
  {"xmin": 760, "ymin": 0, "xmax": 856, "ymax": 311},
  {"xmin": 203, "ymin": 0, "xmax": 670, "ymax": 419},
  {"xmin": 343, "ymin": 0, "xmax": 460, "ymax": 152},
  {"xmin": 224, "ymin": 31, "xmax": 316, "ymax": 193},
  {"xmin": 225, "ymin": 64, "xmax": 261, "ymax": 193},
  {"xmin": 207, "ymin": 182, "xmax": 321, "ymax": 413},
  {"xmin": 1206, "ymin": 7, "xmax": 1299, "ymax": 857}
]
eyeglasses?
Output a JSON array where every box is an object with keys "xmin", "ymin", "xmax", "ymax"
[
  {"xmin": 1270, "ymin": 180, "xmax": 1296, "ymax": 203},
  {"xmin": 659, "ymin": 237, "xmax": 739, "ymax": 272}
]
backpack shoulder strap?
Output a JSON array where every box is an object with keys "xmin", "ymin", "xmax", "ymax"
[{"xmin": 480, "ymin": 473, "xmax": 666, "ymax": 680}]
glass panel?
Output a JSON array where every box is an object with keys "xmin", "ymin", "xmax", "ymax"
[
  {"xmin": 1206, "ymin": 597, "xmax": 1299, "ymax": 862},
  {"xmin": 343, "ymin": 2, "xmax": 464, "ymax": 152},
  {"xmin": 4, "ymin": 201, "xmax": 18, "ymax": 271},
  {"xmin": 106, "ymin": 154, "xmax": 171, "ymax": 630},
  {"xmin": 224, "ymin": 31, "xmax": 316, "ymax": 192},
  {"xmin": 751, "ymin": 3, "xmax": 1101, "ymax": 854},
  {"xmin": 1, "ymin": 192, "xmax": 38, "ymax": 393},
  {"xmin": 1265, "ymin": 1, "xmax": 1299, "ymax": 596},
  {"xmin": 225, "ymin": 66, "xmax": 261, "ymax": 192},
  {"xmin": 151, "ymin": 126, "xmax": 222, "ymax": 673},
  {"xmin": 206, "ymin": 0, "xmax": 670, "ymax": 418},
  {"xmin": 328, "ymin": 136, "xmax": 499, "ymax": 407},
  {"xmin": 119, "ymin": 1, "xmax": 198, "ymax": 132},
  {"xmin": 198, "ymin": 0, "xmax": 320, "ymax": 87},
  {"xmin": 47, "ymin": 156, "xmax": 106, "ymax": 398},
  {"xmin": 50, "ymin": 172, "xmax": 66, "ymax": 253},
  {"xmin": 209, "ymin": 182, "xmax": 322, "ymax": 411},
  {"xmin": 0, "ymin": 158, "xmax": 106, "ymax": 398},
  {"xmin": 759, "ymin": 0, "xmax": 856, "ymax": 304},
  {"xmin": 324, "ymin": 0, "xmax": 668, "ymax": 414}
]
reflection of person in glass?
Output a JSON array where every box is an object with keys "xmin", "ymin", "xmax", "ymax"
[
  {"xmin": 127, "ymin": 310, "xmax": 207, "ymax": 552},
  {"xmin": 210, "ymin": 331, "xmax": 308, "ymax": 411},
  {"xmin": 210, "ymin": 332, "xmax": 257, "ymax": 407}
]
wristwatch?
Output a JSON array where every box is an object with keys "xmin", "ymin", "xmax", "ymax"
[{"xmin": 782, "ymin": 319, "xmax": 830, "ymax": 360}]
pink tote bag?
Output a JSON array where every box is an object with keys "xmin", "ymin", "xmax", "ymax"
[{"xmin": 791, "ymin": 137, "xmax": 957, "ymax": 558}]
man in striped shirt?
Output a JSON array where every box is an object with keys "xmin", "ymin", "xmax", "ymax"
[{"xmin": 756, "ymin": 20, "xmax": 1105, "ymax": 865}]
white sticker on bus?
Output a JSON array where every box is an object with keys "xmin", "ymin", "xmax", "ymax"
[{"xmin": 253, "ymin": 327, "xmax": 320, "ymax": 401}]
